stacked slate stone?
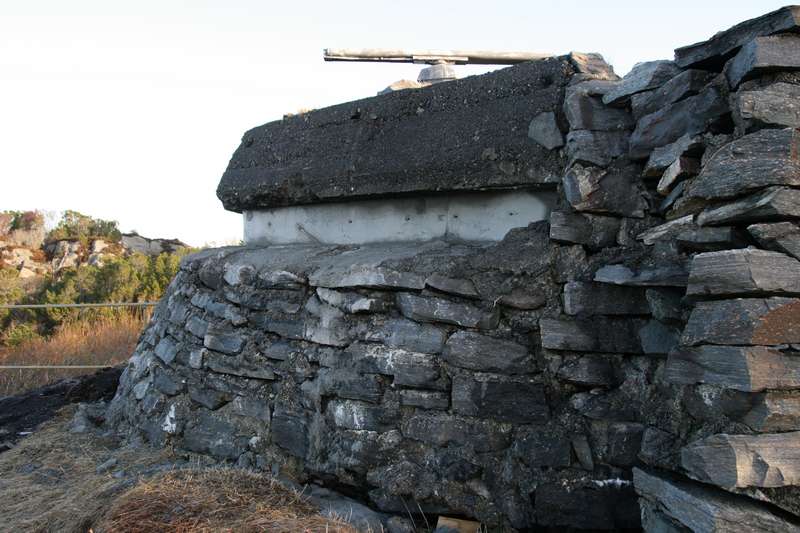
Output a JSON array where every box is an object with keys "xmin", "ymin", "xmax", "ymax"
[
  {"xmin": 108, "ymin": 6, "xmax": 800, "ymax": 531},
  {"xmin": 615, "ymin": 7, "xmax": 800, "ymax": 531}
]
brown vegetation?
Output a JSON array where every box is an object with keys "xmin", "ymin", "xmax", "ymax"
[
  {"xmin": 0, "ymin": 314, "xmax": 146, "ymax": 396},
  {"xmin": 0, "ymin": 407, "xmax": 355, "ymax": 532},
  {"xmin": 99, "ymin": 469, "xmax": 358, "ymax": 533}
]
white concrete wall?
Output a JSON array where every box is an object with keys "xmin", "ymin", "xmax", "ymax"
[{"xmin": 244, "ymin": 190, "xmax": 555, "ymax": 245}]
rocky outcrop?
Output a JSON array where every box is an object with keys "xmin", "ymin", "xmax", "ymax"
[{"xmin": 110, "ymin": 7, "xmax": 800, "ymax": 531}]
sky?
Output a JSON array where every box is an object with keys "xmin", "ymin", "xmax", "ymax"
[{"xmin": 0, "ymin": 0, "xmax": 789, "ymax": 246}]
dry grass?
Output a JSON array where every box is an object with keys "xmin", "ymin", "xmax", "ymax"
[
  {"xmin": 0, "ymin": 407, "xmax": 359, "ymax": 533},
  {"xmin": 0, "ymin": 314, "xmax": 147, "ymax": 396},
  {"xmin": 98, "ymin": 469, "xmax": 358, "ymax": 533}
]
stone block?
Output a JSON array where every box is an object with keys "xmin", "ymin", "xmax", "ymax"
[
  {"xmin": 681, "ymin": 297, "xmax": 800, "ymax": 346},
  {"xmin": 734, "ymin": 82, "xmax": 800, "ymax": 131},
  {"xmin": 424, "ymin": 274, "xmax": 479, "ymax": 299},
  {"xmin": 664, "ymin": 345, "xmax": 800, "ymax": 392},
  {"xmin": 629, "ymin": 86, "xmax": 728, "ymax": 159},
  {"xmin": 364, "ymin": 317, "xmax": 446, "ymax": 354},
  {"xmin": 399, "ymin": 390, "xmax": 449, "ymax": 410},
  {"xmin": 442, "ymin": 331, "xmax": 530, "ymax": 373},
  {"xmin": 602, "ymin": 60, "xmax": 680, "ymax": 106},
  {"xmin": 657, "ymin": 156, "xmax": 699, "ymax": 195},
  {"xmin": 401, "ymin": 412, "xmax": 511, "ymax": 452},
  {"xmin": 742, "ymin": 392, "xmax": 800, "ymax": 432},
  {"xmin": 562, "ymin": 162, "xmax": 646, "ymax": 217},
  {"xmin": 327, "ymin": 399, "xmax": 386, "ymax": 431},
  {"xmin": 725, "ymin": 34, "xmax": 800, "ymax": 88},
  {"xmin": 319, "ymin": 369, "xmax": 384, "ymax": 403},
  {"xmin": 682, "ymin": 432, "xmax": 800, "ymax": 488},
  {"xmin": 687, "ymin": 249, "xmax": 800, "ymax": 297},
  {"xmin": 184, "ymin": 315, "xmax": 209, "ymax": 339},
  {"xmin": 396, "ymin": 293, "xmax": 498, "ymax": 329},
  {"xmin": 203, "ymin": 326, "xmax": 245, "ymax": 355},
  {"xmin": 346, "ymin": 343, "xmax": 441, "ymax": 388},
  {"xmin": 316, "ymin": 287, "xmax": 388, "ymax": 314},
  {"xmin": 563, "ymin": 281, "xmax": 649, "ymax": 315},
  {"xmin": 631, "ymin": 69, "xmax": 714, "ymax": 119},
  {"xmin": 686, "ymin": 128, "xmax": 800, "ymax": 200},
  {"xmin": 548, "ymin": 210, "xmax": 620, "ymax": 249},
  {"xmin": 633, "ymin": 468, "xmax": 798, "ymax": 532},
  {"xmin": 564, "ymin": 84, "xmax": 633, "ymax": 130},
  {"xmin": 535, "ymin": 481, "xmax": 640, "ymax": 530},
  {"xmin": 590, "ymin": 420, "xmax": 645, "ymax": 467},
  {"xmin": 272, "ymin": 409, "xmax": 309, "ymax": 458},
  {"xmin": 565, "ymin": 129, "xmax": 629, "ymax": 167},
  {"xmin": 451, "ymin": 375, "xmax": 548, "ymax": 423},
  {"xmin": 188, "ymin": 385, "xmax": 230, "ymax": 410},
  {"xmin": 539, "ymin": 317, "xmax": 645, "ymax": 353},
  {"xmin": 512, "ymin": 426, "xmax": 571, "ymax": 467},
  {"xmin": 697, "ymin": 187, "xmax": 800, "ymax": 226},
  {"xmin": 594, "ymin": 264, "xmax": 689, "ymax": 287},
  {"xmin": 748, "ymin": 222, "xmax": 800, "ymax": 260},
  {"xmin": 527, "ymin": 111, "xmax": 564, "ymax": 150},
  {"xmin": 643, "ymin": 133, "xmax": 703, "ymax": 177},
  {"xmin": 556, "ymin": 355, "xmax": 616, "ymax": 386},
  {"xmin": 154, "ymin": 336, "xmax": 179, "ymax": 365}
]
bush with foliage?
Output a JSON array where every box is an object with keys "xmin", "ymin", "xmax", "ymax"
[
  {"xmin": 46, "ymin": 210, "xmax": 122, "ymax": 245},
  {"xmin": 0, "ymin": 210, "xmax": 44, "ymax": 234},
  {"xmin": 0, "ymin": 268, "xmax": 23, "ymax": 324},
  {"xmin": 37, "ymin": 250, "xmax": 188, "ymax": 327}
]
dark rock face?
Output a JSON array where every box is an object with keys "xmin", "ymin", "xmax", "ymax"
[{"xmin": 216, "ymin": 54, "xmax": 604, "ymax": 212}]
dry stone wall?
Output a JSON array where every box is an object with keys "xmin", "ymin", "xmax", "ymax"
[{"xmin": 110, "ymin": 6, "xmax": 800, "ymax": 531}]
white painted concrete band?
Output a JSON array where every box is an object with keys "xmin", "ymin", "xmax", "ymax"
[{"xmin": 244, "ymin": 190, "xmax": 555, "ymax": 245}]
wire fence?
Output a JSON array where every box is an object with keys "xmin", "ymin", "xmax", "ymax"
[{"xmin": 0, "ymin": 301, "xmax": 157, "ymax": 369}]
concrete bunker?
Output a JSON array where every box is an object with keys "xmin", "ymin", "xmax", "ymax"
[{"xmin": 110, "ymin": 7, "xmax": 800, "ymax": 531}]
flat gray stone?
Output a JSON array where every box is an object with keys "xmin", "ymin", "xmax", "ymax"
[
  {"xmin": 451, "ymin": 375, "xmax": 548, "ymax": 423},
  {"xmin": 442, "ymin": 331, "xmax": 530, "ymax": 373},
  {"xmin": 540, "ymin": 317, "xmax": 645, "ymax": 354},
  {"xmin": 203, "ymin": 326, "xmax": 245, "ymax": 355},
  {"xmin": 399, "ymin": 390, "xmax": 449, "ymax": 410},
  {"xmin": 364, "ymin": 317, "xmax": 446, "ymax": 354},
  {"xmin": 748, "ymin": 222, "xmax": 800, "ymax": 260},
  {"xmin": 698, "ymin": 187, "xmax": 800, "ymax": 226},
  {"xmin": 527, "ymin": 111, "xmax": 564, "ymax": 150},
  {"xmin": 657, "ymin": 156, "xmax": 699, "ymax": 195},
  {"xmin": 549, "ymin": 210, "xmax": 620, "ymax": 249},
  {"xmin": 563, "ymin": 162, "xmax": 646, "ymax": 217},
  {"xmin": 400, "ymin": 412, "xmax": 511, "ymax": 452},
  {"xmin": 742, "ymin": 392, "xmax": 800, "ymax": 432},
  {"xmin": 674, "ymin": 5, "xmax": 800, "ymax": 68},
  {"xmin": 734, "ymin": 82, "xmax": 800, "ymax": 131},
  {"xmin": 630, "ymin": 69, "xmax": 714, "ymax": 119},
  {"xmin": 396, "ymin": 293, "xmax": 498, "ymax": 329},
  {"xmin": 665, "ymin": 345, "xmax": 800, "ymax": 392},
  {"xmin": 686, "ymin": 128, "xmax": 800, "ymax": 200},
  {"xmin": 602, "ymin": 60, "xmax": 680, "ymax": 106},
  {"xmin": 629, "ymin": 86, "xmax": 728, "ymax": 159},
  {"xmin": 424, "ymin": 274, "xmax": 479, "ymax": 299},
  {"xmin": 565, "ymin": 129, "xmax": 629, "ymax": 167},
  {"xmin": 556, "ymin": 355, "xmax": 615, "ymax": 386},
  {"xmin": 563, "ymin": 281, "xmax": 649, "ymax": 315},
  {"xmin": 687, "ymin": 249, "xmax": 800, "ymax": 297},
  {"xmin": 681, "ymin": 297, "xmax": 800, "ymax": 346},
  {"xmin": 633, "ymin": 468, "xmax": 799, "ymax": 532},
  {"xmin": 643, "ymin": 134, "xmax": 703, "ymax": 177},
  {"xmin": 725, "ymin": 34, "xmax": 800, "ymax": 88},
  {"xmin": 346, "ymin": 342, "xmax": 441, "ymax": 388},
  {"xmin": 682, "ymin": 432, "xmax": 800, "ymax": 489},
  {"xmin": 564, "ymin": 84, "xmax": 633, "ymax": 130},
  {"xmin": 594, "ymin": 264, "xmax": 689, "ymax": 287}
]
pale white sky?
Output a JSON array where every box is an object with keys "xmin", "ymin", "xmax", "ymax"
[{"xmin": 0, "ymin": 1, "xmax": 787, "ymax": 246}]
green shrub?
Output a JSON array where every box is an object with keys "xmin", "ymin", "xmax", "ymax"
[
  {"xmin": 2, "ymin": 322, "xmax": 41, "ymax": 347},
  {"xmin": 0, "ymin": 210, "xmax": 44, "ymax": 232},
  {"xmin": 46, "ymin": 210, "xmax": 122, "ymax": 245},
  {"xmin": 0, "ymin": 268, "xmax": 23, "ymax": 324}
]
